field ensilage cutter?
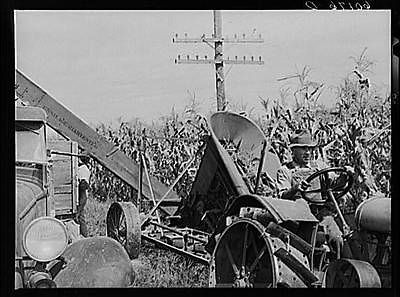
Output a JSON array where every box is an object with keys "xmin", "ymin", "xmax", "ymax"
[{"xmin": 16, "ymin": 70, "xmax": 391, "ymax": 288}]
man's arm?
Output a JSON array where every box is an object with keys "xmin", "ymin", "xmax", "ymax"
[
  {"xmin": 277, "ymin": 166, "xmax": 311, "ymax": 200},
  {"xmin": 277, "ymin": 167, "xmax": 297, "ymax": 200}
]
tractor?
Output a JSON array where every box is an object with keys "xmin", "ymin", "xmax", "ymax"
[{"xmin": 106, "ymin": 111, "xmax": 391, "ymax": 288}]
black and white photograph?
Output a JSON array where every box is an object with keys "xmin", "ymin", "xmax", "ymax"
[{"xmin": 14, "ymin": 9, "xmax": 393, "ymax": 288}]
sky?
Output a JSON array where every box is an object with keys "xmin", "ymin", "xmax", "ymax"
[{"xmin": 15, "ymin": 10, "xmax": 391, "ymax": 126}]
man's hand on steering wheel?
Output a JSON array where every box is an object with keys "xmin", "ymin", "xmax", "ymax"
[{"xmin": 295, "ymin": 179, "xmax": 312, "ymax": 192}]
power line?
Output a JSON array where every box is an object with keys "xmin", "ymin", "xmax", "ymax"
[{"xmin": 173, "ymin": 10, "xmax": 264, "ymax": 111}]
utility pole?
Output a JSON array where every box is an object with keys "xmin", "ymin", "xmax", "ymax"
[
  {"xmin": 173, "ymin": 10, "xmax": 264, "ymax": 111},
  {"xmin": 213, "ymin": 10, "xmax": 225, "ymax": 111}
]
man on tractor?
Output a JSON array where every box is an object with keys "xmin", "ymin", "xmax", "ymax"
[{"xmin": 276, "ymin": 130, "xmax": 355, "ymax": 260}]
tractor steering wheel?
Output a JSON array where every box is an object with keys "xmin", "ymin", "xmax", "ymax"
[{"xmin": 302, "ymin": 167, "xmax": 354, "ymax": 205}]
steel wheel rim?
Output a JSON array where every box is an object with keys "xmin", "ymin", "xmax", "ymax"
[{"xmin": 212, "ymin": 219, "xmax": 274, "ymax": 288}]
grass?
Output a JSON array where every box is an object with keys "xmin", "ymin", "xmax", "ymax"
[
  {"xmin": 131, "ymin": 242, "xmax": 209, "ymax": 287},
  {"xmin": 85, "ymin": 195, "xmax": 209, "ymax": 287}
]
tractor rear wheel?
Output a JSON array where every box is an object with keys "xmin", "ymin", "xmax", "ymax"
[
  {"xmin": 106, "ymin": 202, "xmax": 141, "ymax": 259},
  {"xmin": 209, "ymin": 219, "xmax": 276, "ymax": 288},
  {"xmin": 209, "ymin": 218, "xmax": 315, "ymax": 288}
]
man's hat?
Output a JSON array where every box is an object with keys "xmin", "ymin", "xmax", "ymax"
[{"xmin": 289, "ymin": 130, "xmax": 317, "ymax": 148}]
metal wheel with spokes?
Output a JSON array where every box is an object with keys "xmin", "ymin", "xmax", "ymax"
[
  {"xmin": 106, "ymin": 202, "xmax": 141, "ymax": 259},
  {"xmin": 210, "ymin": 219, "xmax": 276, "ymax": 288}
]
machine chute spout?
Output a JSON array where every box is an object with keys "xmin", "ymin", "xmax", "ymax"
[{"xmin": 209, "ymin": 111, "xmax": 281, "ymax": 181}]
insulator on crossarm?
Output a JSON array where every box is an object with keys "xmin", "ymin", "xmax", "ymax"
[
  {"xmin": 259, "ymin": 56, "xmax": 262, "ymax": 61},
  {"xmin": 235, "ymin": 56, "xmax": 238, "ymax": 60},
  {"xmin": 205, "ymin": 55, "xmax": 207, "ymax": 59},
  {"xmin": 187, "ymin": 55, "xmax": 189, "ymax": 60},
  {"xmin": 243, "ymin": 34, "xmax": 245, "ymax": 38},
  {"xmin": 196, "ymin": 55, "xmax": 199, "ymax": 60},
  {"xmin": 176, "ymin": 33, "xmax": 178, "ymax": 38},
  {"xmin": 251, "ymin": 56, "xmax": 254, "ymax": 61},
  {"xmin": 178, "ymin": 55, "xmax": 181, "ymax": 60},
  {"xmin": 243, "ymin": 56, "xmax": 246, "ymax": 60}
]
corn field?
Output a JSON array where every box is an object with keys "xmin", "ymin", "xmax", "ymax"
[
  {"xmin": 88, "ymin": 49, "xmax": 391, "ymax": 213},
  {"xmin": 88, "ymin": 99, "xmax": 208, "ymax": 205},
  {"xmin": 82, "ymin": 49, "xmax": 390, "ymax": 287}
]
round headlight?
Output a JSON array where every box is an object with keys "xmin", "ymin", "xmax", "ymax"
[{"xmin": 23, "ymin": 217, "xmax": 68, "ymax": 262}]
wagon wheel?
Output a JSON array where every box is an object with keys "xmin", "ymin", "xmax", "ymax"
[
  {"xmin": 106, "ymin": 202, "xmax": 141, "ymax": 259},
  {"xmin": 210, "ymin": 219, "xmax": 275, "ymax": 288},
  {"xmin": 324, "ymin": 259, "xmax": 381, "ymax": 288}
]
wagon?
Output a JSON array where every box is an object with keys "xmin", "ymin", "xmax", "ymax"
[{"xmin": 106, "ymin": 111, "xmax": 391, "ymax": 288}]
